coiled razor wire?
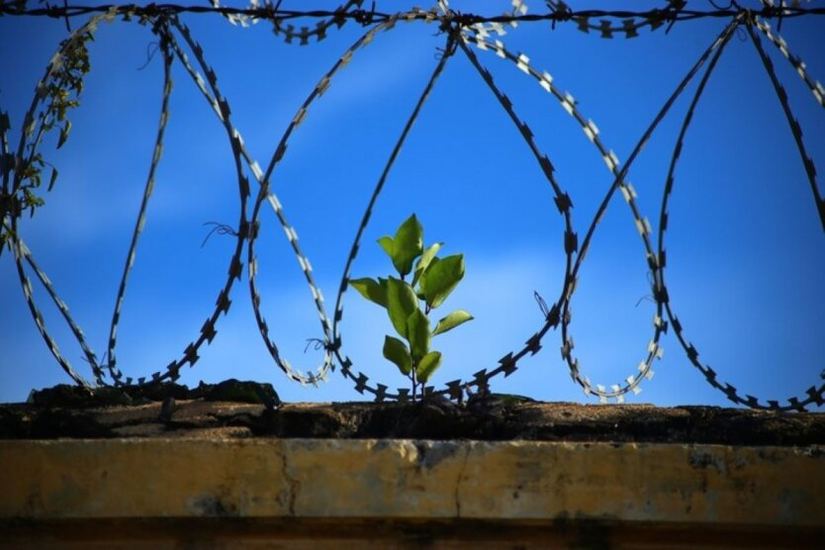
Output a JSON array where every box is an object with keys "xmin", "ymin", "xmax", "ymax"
[
  {"xmin": 4, "ymin": 10, "xmax": 253, "ymax": 388},
  {"xmin": 244, "ymin": 13, "xmax": 412, "ymax": 387},
  {"xmin": 0, "ymin": 1, "xmax": 823, "ymax": 409},
  {"xmin": 105, "ymin": 16, "xmax": 176, "ymax": 385},
  {"xmin": 652, "ymin": 10, "xmax": 825, "ymax": 412},
  {"xmin": 6, "ymin": 13, "xmax": 113, "ymax": 389}
]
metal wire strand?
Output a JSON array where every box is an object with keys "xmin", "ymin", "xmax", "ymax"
[
  {"xmin": 648, "ymin": 11, "xmax": 825, "ymax": 412},
  {"xmin": 559, "ymin": 14, "xmax": 745, "ymax": 402},
  {"xmin": 7, "ymin": 15, "xmax": 110, "ymax": 387},
  {"xmin": 105, "ymin": 22, "xmax": 175, "ymax": 385},
  {"xmin": 246, "ymin": 13, "xmax": 412, "ymax": 388}
]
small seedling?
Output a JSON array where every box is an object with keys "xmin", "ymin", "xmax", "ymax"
[{"xmin": 350, "ymin": 214, "xmax": 473, "ymax": 400}]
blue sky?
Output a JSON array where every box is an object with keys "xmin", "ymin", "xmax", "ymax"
[{"xmin": 1, "ymin": 1, "xmax": 823, "ymax": 407}]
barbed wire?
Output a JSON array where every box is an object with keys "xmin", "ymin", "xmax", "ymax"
[
  {"xmin": 2, "ymin": 0, "xmax": 825, "ymax": 25},
  {"xmin": 1, "ymin": 1, "xmax": 823, "ymax": 409}
]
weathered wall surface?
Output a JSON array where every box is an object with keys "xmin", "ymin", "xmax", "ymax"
[
  {"xmin": 2, "ymin": 438, "xmax": 824, "ymax": 523},
  {"xmin": 1, "ymin": 400, "xmax": 824, "ymax": 548}
]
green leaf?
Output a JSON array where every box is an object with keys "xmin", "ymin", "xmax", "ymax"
[
  {"xmin": 389, "ymin": 214, "xmax": 423, "ymax": 277},
  {"xmin": 416, "ymin": 351, "xmax": 442, "ymax": 383},
  {"xmin": 349, "ymin": 277, "xmax": 387, "ymax": 308},
  {"xmin": 432, "ymin": 309, "xmax": 473, "ymax": 336},
  {"xmin": 420, "ymin": 254, "xmax": 465, "ymax": 309},
  {"xmin": 48, "ymin": 167, "xmax": 58, "ymax": 192},
  {"xmin": 383, "ymin": 335, "xmax": 412, "ymax": 375},
  {"xmin": 386, "ymin": 276, "xmax": 418, "ymax": 338},
  {"xmin": 417, "ymin": 257, "xmax": 437, "ymax": 295},
  {"xmin": 406, "ymin": 308, "xmax": 430, "ymax": 362},
  {"xmin": 412, "ymin": 242, "xmax": 442, "ymax": 287},
  {"xmin": 56, "ymin": 120, "xmax": 71, "ymax": 149},
  {"xmin": 377, "ymin": 235, "xmax": 394, "ymax": 260}
]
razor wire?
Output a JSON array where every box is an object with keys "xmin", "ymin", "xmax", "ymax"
[
  {"xmin": 104, "ymin": 15, "xmax": 175, "ymax": 385},
  {"xmin": 5, "ymin": 13, "xmax": 108, "ymax": 389},
  {"xmin": 0, "ymin": 1, "xmax": 823, "ymax": 410},
  {"xmin": 651, "ymin": 11, "xmax": 825, "ymax": 412},
  {"xmin": 545, "ymin": 0, "xmax": 689, "ymax": 37}
]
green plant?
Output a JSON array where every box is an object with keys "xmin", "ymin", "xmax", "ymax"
[
  {"xmin": 350, "ymin": 214, "xmax": 473, "ymax": 400},
  {"xmin": 1, "ymin": 27, "xmax": 92, "ymax": 253}
]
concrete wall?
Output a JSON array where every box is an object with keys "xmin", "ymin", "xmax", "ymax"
[{"xmin": 2, "ymin": 436, "xmax": 824, "ymax": 548}]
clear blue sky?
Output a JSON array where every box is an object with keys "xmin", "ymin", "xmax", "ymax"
[{"xmin": 1, "ymin": 1, "xmax": 823, "ymax": 407}]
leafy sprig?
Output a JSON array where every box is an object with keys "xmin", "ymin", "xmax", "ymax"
[
  {"xmin": 351, "ymin": 214, "xmax": 473, "ymax": 399},
  {"xmin": 1, "ymin": 27, "xmax": 92, "ymax": 251}
]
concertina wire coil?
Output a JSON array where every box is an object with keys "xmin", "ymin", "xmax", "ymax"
[{"xmin": 0, "ymin": 0, "xmax": 823, "ymax": 410}]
